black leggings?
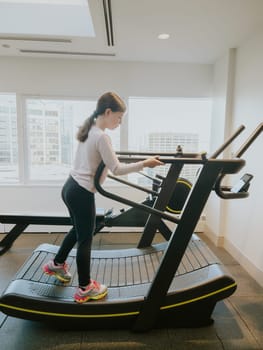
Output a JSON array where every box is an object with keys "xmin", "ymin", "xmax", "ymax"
[{"xmin": 55, "ymin": 176, "xmax": 95, "ymax": 287}]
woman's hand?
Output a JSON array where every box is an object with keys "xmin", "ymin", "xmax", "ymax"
[{"xmin": 143, "ymin": 156, "xmax": 164, "ymax": 168}]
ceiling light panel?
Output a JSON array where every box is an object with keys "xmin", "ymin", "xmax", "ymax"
[
  {"xmin": 0, "ymin": 1, "xmax": 87, "ymax": 5},
  {"xmin": 0, "ymin": 1, "xmax": 94, "ymax": 37}
]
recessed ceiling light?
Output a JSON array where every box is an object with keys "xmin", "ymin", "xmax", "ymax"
[{"xmin": 158, "ymin": 33, "xmax": 170, "ymax": 40}]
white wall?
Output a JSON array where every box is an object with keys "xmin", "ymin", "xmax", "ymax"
[
  {"xmin": 205, "ymin": 53, "xmax": 229, "ymax": 245},
  {"xmin": 222, "ymin": 31, "xmax": 263, "ymax": 286},
  {"xmin": 0, "ymin": 57, "xmax": 212, "ymax": 97},
  {"xmin": 0, "ymin": 57, "xmax": 213, "ymax": 232},
  {"xmin": 206, "ymin": 35, "xmax": 263, "ymax": 287},
  {"xmin": 205, "ymin": 49, "xmax": 236, "ymax": 245}
]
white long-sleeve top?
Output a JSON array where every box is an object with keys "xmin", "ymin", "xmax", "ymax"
[{"xmin": 70, "ymin": 125, "xmax": 144, "ymax": 192}]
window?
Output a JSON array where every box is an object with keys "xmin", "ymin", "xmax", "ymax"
[
  {"xmin": 0, "ymin": 94, "xmax": 211, "ymax": 186},
  {"xmin": 0, "ymin": 93, "xmax": 18, "ymax": 183},
  {"xmin": 128, "ymin": 97, "xmax": 212, "ymax": 185},
  {"xmin": 25, "ymin": 98, "xmax": 120, "ymax": 182}
]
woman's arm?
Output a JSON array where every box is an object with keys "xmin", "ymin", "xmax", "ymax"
[{"xmin": 98, "ymin": 134, "xmax": 163, "ymax": 175}]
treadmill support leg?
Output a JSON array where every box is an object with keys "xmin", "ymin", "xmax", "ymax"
[{"xmin": 0, "ymin": 223, "xmax": 29, "ymax": 255}]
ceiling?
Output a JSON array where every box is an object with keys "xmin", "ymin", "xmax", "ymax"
[{"xmin": 0, "ymin": 0, "xmax": 263, "ymax": 64}]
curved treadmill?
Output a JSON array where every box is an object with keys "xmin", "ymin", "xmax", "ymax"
[
  {"xmin": 1, "ymin": 123, "xmax": 262, "ymax": 331},
  {"xmin": 0, "ymin": 236, "xmax": 235, "ymax": 330},
  {"xmin": 0, "ymin": 154, "xmax": 241, "ymax": 332}
]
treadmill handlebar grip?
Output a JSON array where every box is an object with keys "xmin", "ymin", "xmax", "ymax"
[
  {"xmin": 214, "ymin": 174, "xmax": 249, "ymax": 199},
  {"xmin": 214, "ymin": 123, "xmax": 263, "ymax": 199}
]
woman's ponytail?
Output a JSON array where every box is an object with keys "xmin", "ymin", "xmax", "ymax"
[{"xmin": 76, "ymin": 110, "xmax": 98, "ymax": 142}]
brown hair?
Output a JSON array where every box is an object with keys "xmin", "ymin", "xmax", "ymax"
[{"xmin": 77, "ymin": 92, "xmax": 126, "ymax": 142}]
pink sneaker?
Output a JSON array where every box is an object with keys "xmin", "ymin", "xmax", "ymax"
[
  {"xmin": 43, "ymin": 260, "xmax": 71, "ymax": 283},
  {"xmin": 74, "ymin": 279, "xmax": 108, "ymax": 303}
]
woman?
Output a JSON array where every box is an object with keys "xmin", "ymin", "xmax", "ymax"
[{"xmin": 43, "ymin": 92, "xmax": 163, "ymax": 303}]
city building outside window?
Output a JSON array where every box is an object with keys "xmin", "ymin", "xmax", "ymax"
[
  {"xmin": 0, "ymin": 94, "xmax": 18, "ymax": 183},
  {"xmin": 26, "ymin": 98, "xmax": 120, "ymax": 182},
  {"xmin": 128, "ymin": 97, "xmax": 212, "ymax": 186},
  {"xmin": 0, "ymin": 95, "xmax": 120, "ymax": 184}
]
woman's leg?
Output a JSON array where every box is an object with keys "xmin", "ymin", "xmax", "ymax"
[
  {"xmin": 54, "ymin": 177, "xmax": 78, "ymax": 264},
  {"xmin": 55, "ymin": 176, "xmax": 95, "ymax": 287}
]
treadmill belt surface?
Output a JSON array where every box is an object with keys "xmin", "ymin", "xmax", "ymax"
[{"xmin": 16, "ymin": 235, "xmax": 219, "ymax": 289}]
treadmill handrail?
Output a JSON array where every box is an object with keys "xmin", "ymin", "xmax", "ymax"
[
  {"xmin": 214, "ymin": 173, "xmax": 249, "ymax": 199},
  {"xmin": 214, "ymin": 123, "xmax": 263, "ymax": 199},
  {"xmin": 95, "ymin": 161, "xmax": 180, "ymax": 224},
  {"xmin": 234, "ymin": 122, "xmax": 263, "ymax": 158},
  {"xmin": 116, "ymin": 151, "xmax": 200, "ymax": 158},
  {"xmin": 210, "ymin": 125, "xmax": 245, "ymax": 159},
  {"xmin": 117, "ymin": 155, "xmax": 207, "ymax": 164},
  {"xmin": 107, "ymin": 173, "xmax": 158, "ymax": 196},
  {"xmin": 94, "ymin": 157, "xmax": 244, "ymax": 225}
]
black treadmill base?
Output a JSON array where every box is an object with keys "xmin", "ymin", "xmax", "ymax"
[{"xmin": 0, "ymin": 298, "xmax": 216, "ymax": 331}]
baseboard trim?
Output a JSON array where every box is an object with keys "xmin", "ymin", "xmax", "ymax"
[
  {"xmin": 203, "ymin": 230, "xmax": 225, "ymax": 246},
  {"xmin": 223, "ymin": 237, "xmax": 263, "ymax": 288}
]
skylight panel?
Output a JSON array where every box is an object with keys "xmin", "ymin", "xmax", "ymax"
[{"xmin": 0, "ymin": 0, "xmax": 94, "ymax": 37}]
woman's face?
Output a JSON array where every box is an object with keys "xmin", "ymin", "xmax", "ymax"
[{"xmin": 105, "ymin": 109, "xmax": 124, "ymax": 130}]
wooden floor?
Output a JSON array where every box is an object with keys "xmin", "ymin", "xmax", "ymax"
[{"xmin": 0, "ymin": 231, "xmax": 263, "ymax": 349}]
